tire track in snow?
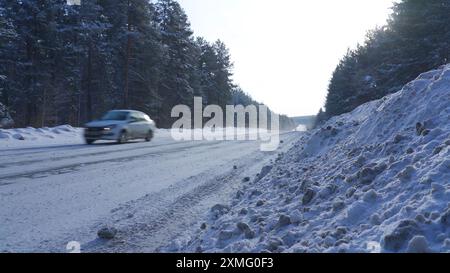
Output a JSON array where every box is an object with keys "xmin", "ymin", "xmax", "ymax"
[
  {"xmin": 0, "ymin": 140, "xmax": 199, "ymax": 169},
  {"xmin": 0, "ymin": 140, "xmax": 227, "ymax": 184}
]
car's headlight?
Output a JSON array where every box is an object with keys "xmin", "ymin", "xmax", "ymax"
[{"xmin": 104, "ymin": 125, "xmax": 117, "ymax": 131}]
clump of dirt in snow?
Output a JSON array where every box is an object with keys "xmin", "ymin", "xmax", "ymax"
[{"xmin": 166, "ymin": 64, "xmax": 450, "ymax": 253}]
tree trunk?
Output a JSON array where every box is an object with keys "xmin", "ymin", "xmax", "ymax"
[
  {"xmin": 41, "ymin": 87, "xmax": 46, "ymax": 127},
  {"xmin": 124, "ymin": 0, "xmax": 132, "ymax": 109},
  {"xmin": 86, "ymin": 42, "xmax": 93, "ymax": 121}
]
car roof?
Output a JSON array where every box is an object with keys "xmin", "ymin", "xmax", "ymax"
[{"xmin": 110, "ymin": 110, "xmax": 143, "ymax": 114}]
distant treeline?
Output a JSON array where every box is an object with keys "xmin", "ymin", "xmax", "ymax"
[
  {"xmin": 0, "ymin": 0, "xmax": 295, "ymax": 130},
  {"xmin": 315, "ymin": 0, "xmax": 450, "ymax": 126}
]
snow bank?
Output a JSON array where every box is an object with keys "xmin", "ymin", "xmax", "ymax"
[
  {"xmin": 169, "ymin": 64, "xmax": 450, "ymax": 253},
  {"xmin": 0, "ymin": 125, "xmax": 83, "ymax": 148}
]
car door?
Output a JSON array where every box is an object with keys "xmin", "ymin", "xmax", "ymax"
[
  {"xmin": 137, "ymin": 113, "xmax": 149, "ymax": 137},
  {"xmin": 127, "ymin": 112, "xmax": 141, "ymax": 138}
]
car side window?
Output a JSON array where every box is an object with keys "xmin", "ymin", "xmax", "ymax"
[
  {"xmin": 128, "ymin": 113, "xmax": 138, "ymax": 121},
  {"xmin": 137, "ymin": 113, "xmax": 147, "ymax": 122},
  {"xmin": 129, "ymin": 113, "xmax": 143, "ymax": 122}
]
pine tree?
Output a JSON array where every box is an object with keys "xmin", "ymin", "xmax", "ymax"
[
  {"xmin": 99, "ymin": 0, "xmax": 163, "ymax": 118},
  {"xmin": 155, "ymin": 0, "xmax": 196, "ymax": 127},
  {"xmin": 125, "ymin": 1, "xmax": 163, "ymax": 117},
  {"xmin": 0, "ymin": 0, "xmax": 283, "ymax": 129},
  {"xmin": 313, "ymin": 108, "xmax": 326, "ymax": 128},
  {"xmin": 3, "ymin": 0, "xmax": 64, "ymax": 127},
  {"xmin": 197, "ymin": 39, "xmax": 233, "ymax": 108},
  {"xmin": 323, "ymin": 0, "xmax": 450, "ymax": 120},
  {"xmin": 0, "ymin": 5, "xmax": 17, "ymax": 107},
  {"xmin": 212, "ymin": 40, "xmax": 233, "ymax": 108},
  {"xmin": 76, "ymin": 0, "xmax": 115, "ymax": 123}
]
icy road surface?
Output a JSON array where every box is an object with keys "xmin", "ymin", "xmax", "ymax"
[{"xmin": 0, "ymin": 130, "xmax": 300, "ymax": 252}]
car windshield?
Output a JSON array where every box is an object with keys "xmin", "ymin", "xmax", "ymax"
[{"xmin": 101, "ymin": 111, "xmax": 128, "ymax": 121}]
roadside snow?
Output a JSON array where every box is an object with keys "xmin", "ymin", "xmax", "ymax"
[
  {"xmin": 170, "ymin": 64, "xmax": 450, "ymax": 253},
  {"xmin": 0, "ymin": 125, "xmax": 83, "ymax": 148}
]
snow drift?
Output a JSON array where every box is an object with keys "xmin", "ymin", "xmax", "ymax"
[
  {"xmin": 169, "ymin": 65, "xmax": 450, "ymax": 253},
  {"xmin": 0, "ymin": 125, "xmax": 82, "ymax": 148}
]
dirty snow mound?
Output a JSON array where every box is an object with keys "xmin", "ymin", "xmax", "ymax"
[{"xmin": 169, "ymin": 64, "xmax": 450, "ymax": 253}]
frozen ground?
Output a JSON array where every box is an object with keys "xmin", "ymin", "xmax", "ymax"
[
  {"xmin": 0, "ymin": 126, "xmax": 299, "ymax": 252},
  {"xmin": 169, "ymin": 65, "xmax": 450, "ymax": 253}
]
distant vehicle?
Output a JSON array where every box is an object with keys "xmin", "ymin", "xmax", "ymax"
[{"xmin": 84, "ymin": 110, "xmax": 156, "ymax": 145}]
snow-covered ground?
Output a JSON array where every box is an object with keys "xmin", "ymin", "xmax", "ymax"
[
  {"xmin": 0, "ymin": 125, "xmax": 299, "ymax": 252},
  {"xmin": 169, "ymin": 65, "xmax": 450, "ymax": 253},
  {"xmin": 0, "ymin": 125, "xmax": 83, "ymax": 148}
]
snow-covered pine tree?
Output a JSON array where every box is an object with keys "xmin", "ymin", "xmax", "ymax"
[
  {"xmin": 0, "ymin": 0, "xmax": 276, "ymax": 129},
  {"xmin": 0, "ymin": 6, "xmax": 17, "ymax": 109},
  {"xmin": 196, "ymin": 39, "xmax": 233, "ymax": 109},
  {"xmin": 323, "ymin": 0, "xmax": 450, "ymax": 121},
  {"xmin": 76, "ymin": 0, "xmax": 114, "ymax": 122},
  {"xmin": 3, "ymin": 0, "xmax": 64, "ymax": 127},
  {"xmin": 98, "ymin": 0, "xmax": 163, "ymax": 119},
  {"xmin": 211, "ymin": 40, "xmax": 233, "ymax": 109},
  {"xmin": 155, "ymin": 0, "xmax": 196, "ymax": 127}
]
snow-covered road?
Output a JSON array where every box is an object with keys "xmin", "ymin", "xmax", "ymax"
[{"xmin": 0, "ymin": 130, "xmax": 300, "ymax": 252}]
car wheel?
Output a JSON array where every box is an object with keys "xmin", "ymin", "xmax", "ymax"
[
  {"xmin": 145, "ymin": 130, "xmax": 154, "ymax": 142},
  {"xmin": 86, "ymin": 139, "xmax": 95, "ymax": 145},
  {"xmin": 118, "ymin": 131, "xmax": 128, "ymax": 144}
]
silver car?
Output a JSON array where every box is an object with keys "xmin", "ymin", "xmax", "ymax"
[{"xmin": 84, "ymin": 110, "xmax": 156, "ymax": 144}]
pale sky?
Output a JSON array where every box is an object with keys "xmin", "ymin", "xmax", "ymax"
[{"xmin": 178, "ymin": 0, "xmax": 395, "ymax": 117}]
